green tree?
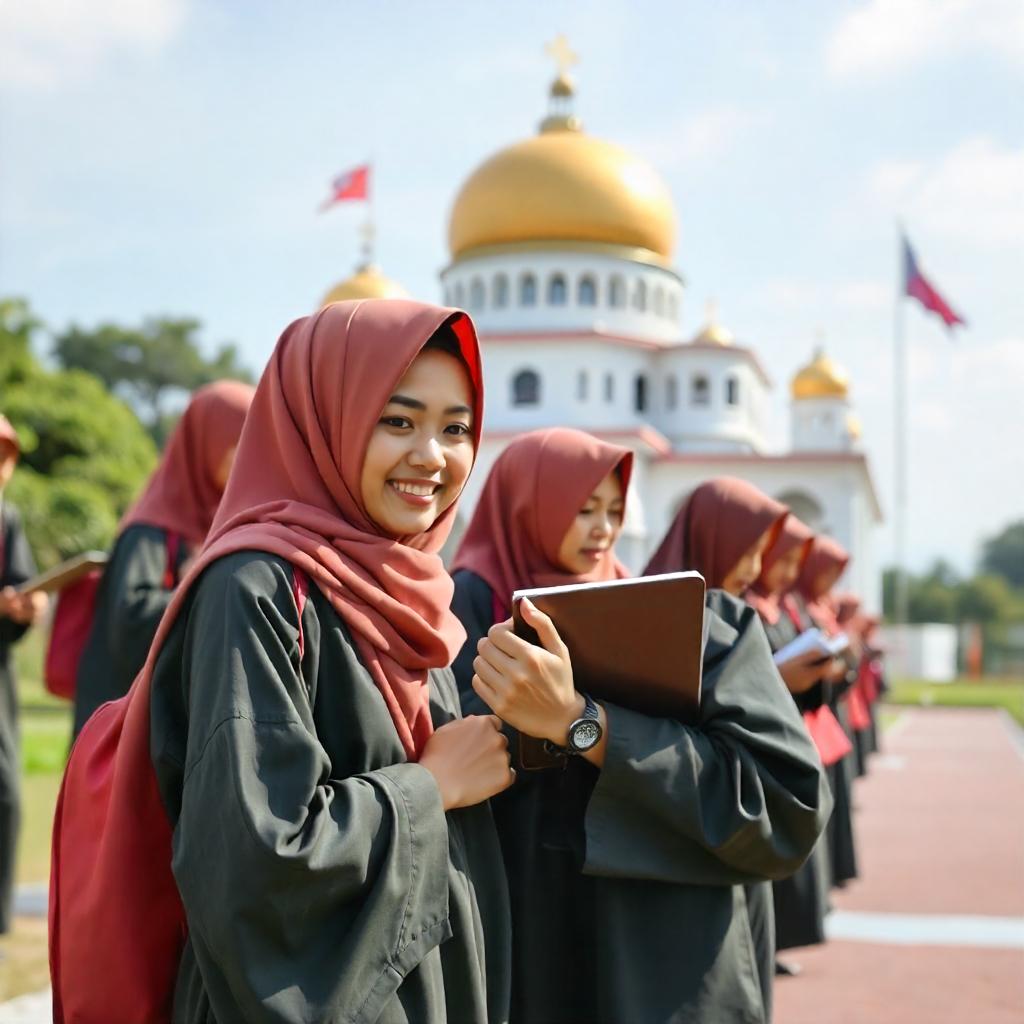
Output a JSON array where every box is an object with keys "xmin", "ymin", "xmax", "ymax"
[
  {"xmin": 1, "ymin": 300, "xmax": 157, "ymax": 567},
  {"xmin": 53, "ymin": 317, "xmax": 252, "ymax": 443},
  {"xmin": 981, "ymin": 521, "xmax": 1024, "ymax": 589},
  {"xmin": 956, "ymin": 574, "xmax": 1013, "ymax": 625}
]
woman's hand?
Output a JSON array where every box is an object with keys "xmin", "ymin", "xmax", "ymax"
[
  {"xmin": 0, "ymin": 587, "xmax": 47, "ymax": 625},
  {"xmin": 419, "ymin": 715, "xmax": 514, "ymax": 811},
  {"xmin": 472, "ymin": 599, "xmax": 581, "ymax": 746},
  {"xmin": 777, "ymin": 648, "xmax": 832, "ymax": 694}
]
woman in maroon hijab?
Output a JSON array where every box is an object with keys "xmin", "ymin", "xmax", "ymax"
[
  {"xmin": 72, "ymin": 380, "xmax": 254, "ymax": 736},
  {"xmin": 452, "ymin": 458, "xmax": 829, "ymax": 1024},
  {"xmin": 52, "ymin": 300, "xmax": 514, "ymax": 1023}
]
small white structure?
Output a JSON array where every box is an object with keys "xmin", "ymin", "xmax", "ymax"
[{"xmin": 878, "ymin": 624, "xmax": 959, "ymax": 683}]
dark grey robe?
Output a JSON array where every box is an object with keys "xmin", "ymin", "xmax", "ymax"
[
  {"xmin": 452, "ymin": 570, "xmax": 831, "ymax": 1024},
  {"xmin": 150, "ymin": 552, "xmax": 511, "ymax": 1024},
  {"xmin": 0, "ymin": 501, "xmax": 36, "ymax": 933},
  {"xmin": 73, "ymin": 523, "xmax": 187, "ymax": 737}
]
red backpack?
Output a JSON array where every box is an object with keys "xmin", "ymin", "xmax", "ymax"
[
  {"xmin": 44, "ymin": 533, "xmax": 180, "ymax": 700},
  {"xmin": 50, "ymin": 566, "xmax": 308, "ymax": 1023}
]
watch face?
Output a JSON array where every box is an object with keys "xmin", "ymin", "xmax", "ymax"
[{"xmin": 569, "ymin": 718, "xmax": 601, "ymax": 752}]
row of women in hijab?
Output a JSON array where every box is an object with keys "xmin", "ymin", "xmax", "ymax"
[{"xmin": 50, "ymin": 298, "xmax": 886, "ymax": 1023}]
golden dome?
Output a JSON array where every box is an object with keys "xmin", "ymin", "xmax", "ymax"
[
  {"xmin": 692, "ymin": 300, "xmax": 734, "ymax": 345},
  {"xmin": 791, "ymin": 348, "xmax": 849, "ymax": 400},
  {"xmin": 846, "ymin": 412, "xmax": 863, "ymax": 440},
  {"xmin": 448, "ymin": 118, "xmax": 677, "ymax": 264},
  {"xmin": 320, "ymin": 264, "xmax": 408, "ymax": 307}
]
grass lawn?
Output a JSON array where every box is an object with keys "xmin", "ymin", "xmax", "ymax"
[{"xmin": 886, "ymin": 677, "xmax": 1024, "ymax": 725}]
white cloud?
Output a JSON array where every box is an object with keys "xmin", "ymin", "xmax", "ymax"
[
  {"xmin": 866, "ymin": 137, "xmax": 1024, "ymax": 246},
  {"xmin": 752, "ymin": 277, "xmax": 890, "ymax": 314},
  {"xmin": 628, "ymin": 105, "xmax": 762, "ymax": 174},
  {"xmin": 827, "ymin": 0, "xmax": 1024, "ymax": 77},
  {"xmin": 0, "ymin": 0, "xmax": 186, "ymax": 89}
]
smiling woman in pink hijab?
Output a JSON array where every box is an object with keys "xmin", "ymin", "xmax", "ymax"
[
  {"xmin": 452, "ymin": 458, "xmax": 829, "ymax": 1024},
  {"xmin": 72, "ymin": 380, "xmax": 255, "ymax": 737},
  {"xmin": 51, "ymin": 300, "xmax": 514, "ymax": 1024}
]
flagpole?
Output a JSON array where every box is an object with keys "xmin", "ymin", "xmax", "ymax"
[{"xmin": 894, "ymin": 225, "xmax": 909, "ymax": 627}]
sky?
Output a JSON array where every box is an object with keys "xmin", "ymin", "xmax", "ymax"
[{"xmin": 1, "ymin": 0, "xmax": 1021, "ymax": 575}]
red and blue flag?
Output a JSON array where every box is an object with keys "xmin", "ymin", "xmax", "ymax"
[{"xmin": 903, "ymin": 236, "xmax": 965, "ymax": 330}]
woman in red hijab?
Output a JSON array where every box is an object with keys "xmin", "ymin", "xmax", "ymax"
[
  {"xmin": 72, "ymin": 380, "xmax": 254, "ymax": 736},
  {"xmin": 643, "ymin": 477, "xmax": 823, "ymax": 1008},
  {"xmin": 452, "ymin": 458, "xmax": 829, "ymax": 1024},
  {"xmin": 51, "ymin": 300, "xmax": 514, "ymax": 1023}
]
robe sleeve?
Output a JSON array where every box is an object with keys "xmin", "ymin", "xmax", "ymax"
[
  {"xmin": 170, "ymin": 557, "xmax": 452, "ymax": 1023},
  {"xmin": 102, "ymin": 526, "xmax": 181, "ymax": 683},
  {"xmin": 583, "ymin": 591, "xmax": 832, "ymax": 887},
  {"xmin": 0, "ymin": 505, "xmax": 37, "ymax": 645},
  {"xmin": 450, "ymin": 570, "xmax": 497, "ymax": 719}
]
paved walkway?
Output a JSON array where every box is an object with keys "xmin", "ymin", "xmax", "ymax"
[{"xmin": 775, "ymin": 707, "xmax": 1024, "ymax": 1024}]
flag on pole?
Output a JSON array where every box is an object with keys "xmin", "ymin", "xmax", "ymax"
[
  {"xmin": 902, "ymin": 235, "xmax": 965, "ymax": 329},
  {"xmin": 318, "ymin": 164, "xmax": 370, "ymax": 212}
]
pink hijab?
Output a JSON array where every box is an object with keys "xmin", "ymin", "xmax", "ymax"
[
  {"xmin": 644, "ymin": 476, "xmax": 788, "ymax": 590},
  {"xmin": 452, "ymin": 427, "xmax": 633, "ymax": 609},
  {"xmin": 747, "ymin": 516, "xmax": 814, "ymax": 624},
  {"xmin": 121, "ymin": 380, "xmax": 255, "ymax": 546}
]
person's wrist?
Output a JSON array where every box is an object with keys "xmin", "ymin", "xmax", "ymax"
[{"xmin": 546, "ymin": 692, "xmax": 586, "ymax": 746}]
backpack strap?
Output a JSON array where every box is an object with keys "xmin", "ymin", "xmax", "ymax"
[
  {"xmin": 162, "ymin": 531, "xmax": 180, "ymax": 589},
  {"xmin": 292, "ymin": 567, "xmax": 309, "ymax": 660}
]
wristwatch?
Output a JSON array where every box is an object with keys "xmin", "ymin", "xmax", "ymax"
[{"xmin": 544, "ymin": 693, "xmax": 603, "ymax": 757}]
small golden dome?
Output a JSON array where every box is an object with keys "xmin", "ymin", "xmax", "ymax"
[
  {"xmin": 320, "ymin": 265, "xmax": 408, "ymax": 307},
  {"xmin": 448, "ymin": 122, "xmax": 676, "ymax": 263},
  {"xmin": 791, "ymin": 347, "xmax": 850, "ymax": 400},
  {"xmin": 846, "ymin": 412, "xmax": 863, "ymax": 440},
  {"xmin": 692, "ymin": 300, "xmax": 734, "ymax": 345}
]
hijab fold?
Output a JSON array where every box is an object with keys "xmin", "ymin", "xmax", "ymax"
[
  {"xmin": 452, "ymin": 427, "xmax": 633, "ymax": 608},
  {"xmin": 644, "ymin": 476, "xmax": 788, "ymax": 590},
  {"xmin": 796, "ymin": 536, "xmax": 850, "ymax": 635}
]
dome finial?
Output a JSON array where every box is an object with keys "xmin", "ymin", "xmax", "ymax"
[
  {"xmin": 705, "ymin": 297, "xmax": 719, "ymax": 325},
  {"xmin": 541, "ymin": 34, "xmax": 582, "ymax": 134},
  {"xmin": 357, "ymin": 218, "xmax": 376, "ymax": 272}
]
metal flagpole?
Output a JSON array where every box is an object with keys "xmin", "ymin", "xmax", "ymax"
[{"xmin": 894, "ymin": 225, "xmax": 909, "ymax": 626}]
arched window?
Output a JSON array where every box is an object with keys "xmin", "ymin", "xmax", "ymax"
[
  {"xmin": 691, "ymin": 374, "xmax": 710, "ymax": 407},
  {"xmin": 578, "ymin": 276, "xmax": 597, "ymax": 306},
  {"xmin": 725, "ymin": 375, "xmax": 740, "ymax": 406},
  {"xmin": 512, "ymin": 369, "xmax": 541, "ymax": 406},
  {"xmin": 493, "ymin": 273, "xmax": 509, "ymax": 308},
  {"xmin": 469, "ymin": 277, "xmax": 485, "ymax": 311},
  {"xmin": 604, "ymin": 373, "xmax": 615, "ymax": 403},
  {"xmin": 666, "ymin": 293, "xmax": 679, "ymax": 321},
  {"xmin": 547, "ymin": 273, "xmax": 567, "ymax": 305},
  {"xmin": 666, "ymin": 375, "xmax": 678, "ymax": 410},
  {"xmin": 453, "ymin": 282, "xmax": 465, "ymax": 307},
  {"xmin": 609, "ymin": 276, "xmax": 626, "ymax": 308},
  {"xmin": 577, "ymin": 370, "xmax": 589, "ymax": 401},
  {"xmin": 652, "ymin": 287, "xmax": 665, "ymax": 316},
  {"xmin": 633, "ymin": 279, "xmax": 648, "ymax": 311},
  {"xmin": 634, "ymin": 374, "xmax": 648, "ymax": 413},
  {"xmin": 519, "ymin": 273, "xmax": 537, "ymax": 306}
]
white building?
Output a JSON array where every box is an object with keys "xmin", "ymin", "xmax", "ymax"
[{"xmin": 321, "ymin": 69, "xmax": 883, "ymax": 609}]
